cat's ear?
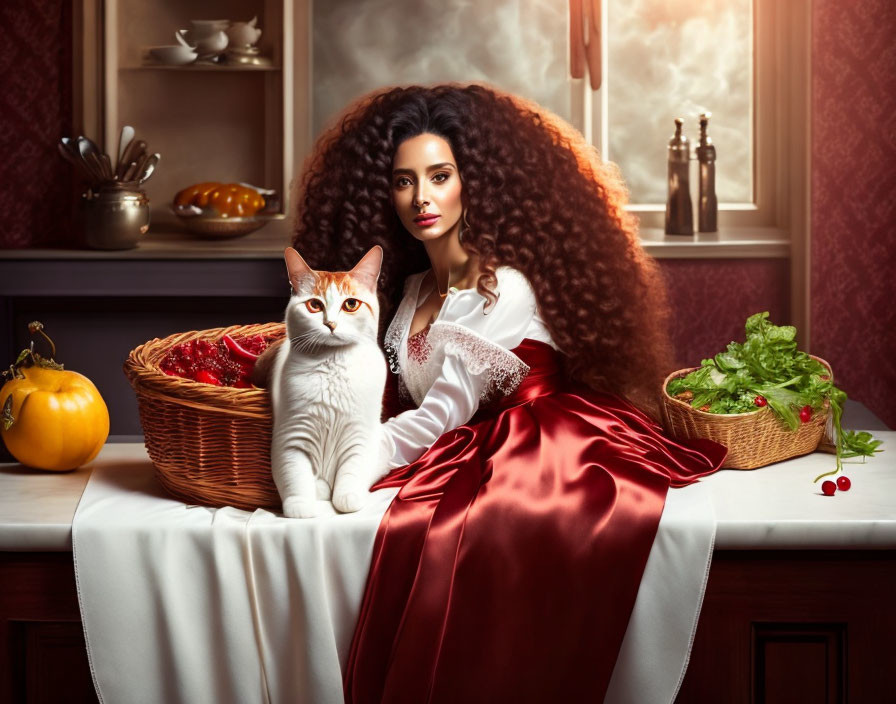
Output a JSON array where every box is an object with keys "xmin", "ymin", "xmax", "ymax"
[
  {"xmin": 349, "ymin": 246, "xmax": 383, "ymax": 292},
  {"xmin": 284, "ymin": 247, "xmax": 314, "ymax": 293}
]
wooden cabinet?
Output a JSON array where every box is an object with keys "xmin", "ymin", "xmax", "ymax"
[
  {"xmin": 88, "ymin": 0, "xmax": 311, "ymax": 241},
  {"xmin": 678, "ymin": 551, "xmax": 896, "ymax": 703},
  {"xmin": 3, "ymin": 550, "xmax": 893, "ymax": 703},
  {"xmin": 0, "ymin": 554, "xmax": 96, "ymax": 704}
]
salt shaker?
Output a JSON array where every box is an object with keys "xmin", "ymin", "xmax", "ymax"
[{"xmin": 665, "ymin": 118, "xmax": 693, "ymax": 236}]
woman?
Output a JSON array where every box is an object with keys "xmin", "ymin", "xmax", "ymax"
[{"xmin": 292, "ymin": 83, "xmax": 726, "ymax": 703}]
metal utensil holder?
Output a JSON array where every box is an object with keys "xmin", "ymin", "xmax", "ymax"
[{"xmin": 83, "ymin": 187, "xmax": 150, "ymax": 250}]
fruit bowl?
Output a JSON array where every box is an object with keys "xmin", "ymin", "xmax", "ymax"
[
  {"xmin": 173, "ymin": 211, "xmax": 281, "ymax": 239},
  {"xmin": 172, "ymin": 182, "xmax": 282, "ymax": 239}
]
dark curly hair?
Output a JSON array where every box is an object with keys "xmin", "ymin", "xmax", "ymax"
[{"xmin": 291, "ymin": 83, "xmax": 673, "ymax": 416}]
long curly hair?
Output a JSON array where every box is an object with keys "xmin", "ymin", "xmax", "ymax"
[{"xmin": 292, "ymin": 83, "xmax": 673, "ymax": 416}]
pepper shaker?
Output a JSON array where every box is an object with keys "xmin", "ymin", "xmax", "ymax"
[
  {"xmin": 696, "ymin": 112, "xmax": 718, "ymax": 232},
  {"xmin": 665, "ymin": 118, "xmax": 693, "ymax": 235}
]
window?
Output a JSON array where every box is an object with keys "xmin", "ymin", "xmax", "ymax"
[
  {"xmin": 313, "ymin": 0, "xmax": 803, "ymax": 218},
  {"xmin": 599, "ymin": 0, "xmax": 753, "ymax": 207},
  {"xmin": 309, "ymin": 0, "xmax": 809, "ymax": 261},
  {"xmin": 583, "ymin": 0, "xmax": 807, "ymax": 238},
  {"xmin": 311, "ymin": 0, "xmax": 572, "ymax": 137}
]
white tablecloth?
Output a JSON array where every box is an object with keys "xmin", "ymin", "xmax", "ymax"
[{"xmin": 73, "ymin": 462, "xmax": 714, "ymax": 704}]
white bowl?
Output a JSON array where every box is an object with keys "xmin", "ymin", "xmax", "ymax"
[{"xmin": 149, "ymin": 45, "xmax": 198, "ymax": 66}]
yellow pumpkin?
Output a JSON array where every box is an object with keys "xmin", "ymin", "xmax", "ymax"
[{"xmin": 1, "ymin": 365, "xmax": 110, "ymax": 471}]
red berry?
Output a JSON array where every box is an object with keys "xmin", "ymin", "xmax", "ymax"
[
  {"xmin": 754, "ymin": 396, "xmax": 767, "ymax": 407},
  {"xmin": 241, "ymin": 334, "xmax": 267, "ymax": 355},
  {"xmin": 821, "ymin": 480, "xmax": 836, "ymax": 496},
  {"xmin": 836, "ymin": 476, "xmax": 851, "ymax": 491},
  {"xmin": 799, "ymin": 405, "xmax": 812, "ymax": 423},
  {"xmin": 195, "ymin": 340, "xmax": 215, "ymax": 357}
]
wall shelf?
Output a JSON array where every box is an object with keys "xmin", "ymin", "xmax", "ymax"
[
  {"xmin": 120, "ymin": 64, "xmax": 281, "ymax": 72},
  {"xmin": 102, "ymin": 0, "xmax": 301, "ymax": 242}
]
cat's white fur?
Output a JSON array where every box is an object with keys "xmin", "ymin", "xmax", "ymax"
[{"xmin": 269, "ymin": 246, "xmax": 387, "ymax": 518}]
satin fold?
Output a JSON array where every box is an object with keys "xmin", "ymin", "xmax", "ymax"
[{"xmin": 346, "ymin": 340, "xmax": 727, "ymax": 703}]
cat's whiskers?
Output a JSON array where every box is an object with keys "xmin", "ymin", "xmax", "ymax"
[{"xmin": 290, "ymin": 331, "xmax": 322, "ymax": 355}]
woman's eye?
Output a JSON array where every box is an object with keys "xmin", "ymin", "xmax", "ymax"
[
  {"xmin": 342, "ymin": 298, "xmax": 361, "ymax": 312},
  {"xmin": 394, "ymin": 176, "xmax": 412, "ymax": 188},
  {"xmin": 305, "ymin": 299, "xmax": 323, "ymax": 313},
  {"xmin": 432, "ymin": 172, "xmax": 449, "ymax": 183}
]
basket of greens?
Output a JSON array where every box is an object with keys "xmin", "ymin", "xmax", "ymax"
[{"xmin": 662, "ymin": 312, "xmax": 880, "ymax": 472}]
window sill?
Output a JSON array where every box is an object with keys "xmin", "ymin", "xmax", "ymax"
[
  {"xmin": 2, "ymin": 226, "xmax": 789, "ymax": 262},
  {"xmin": 639, "ymin": 227, "xmax": 789, "ymax": 259}
]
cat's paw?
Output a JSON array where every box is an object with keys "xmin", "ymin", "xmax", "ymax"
[
  {"xmin": 332, "ymin": 489, "xmax": 367, "ymax": 514},
  {"xmin": 282, "ymin": 495, "xmax": 324, "ymax": 519}
]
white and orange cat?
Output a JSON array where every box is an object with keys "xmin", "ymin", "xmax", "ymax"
[{"xmin": 266, "ymin": 246, "xmax": 387, "ymax": 518}]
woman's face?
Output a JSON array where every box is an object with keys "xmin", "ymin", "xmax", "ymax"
[{"xmin": 391, "ymin": 133, "xmax": 463, "ymax": 243}]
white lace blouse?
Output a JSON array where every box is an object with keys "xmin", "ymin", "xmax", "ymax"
[{"xmin": 380, "ymin": 266, "xmax": 557, "ymax": 470}]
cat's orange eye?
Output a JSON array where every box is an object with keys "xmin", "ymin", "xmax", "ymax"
[
  {"xmin": 305, "ymin": 299, "xmax": 323, "ymax": 313},
  {"xmin": 342, "ymin": 298, "xmax": 361, "ymax": 313}
]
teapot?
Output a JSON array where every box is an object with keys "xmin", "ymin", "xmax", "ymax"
[{"xmin": 226, "ymin": 16, "xmax": 262, "ymax": 48}]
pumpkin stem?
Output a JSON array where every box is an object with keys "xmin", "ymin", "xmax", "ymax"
[{"xmin": 27, "ymin": 321, "xmax": 56, "ymax": 359}]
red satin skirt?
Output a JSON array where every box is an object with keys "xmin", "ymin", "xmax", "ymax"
[{"xmin": 344, "ymin": 339, "xmax": 726, "ymax": 703}]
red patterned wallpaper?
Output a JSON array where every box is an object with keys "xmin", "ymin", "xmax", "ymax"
[
  {"xmin": 659, "ymin": 259, "xmax": 790, "ymax": 371},
  {"xmin": 811, "ymin": 0, "xmax": 896, "ymax": 428},
  {"xmin": 0, "ymin": 0, "xmax": 74, "ymax": 248}
]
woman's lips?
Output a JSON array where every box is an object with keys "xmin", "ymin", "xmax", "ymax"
[{"xmin": 414, "ymin": 214, "xmax": 440, "ymax": 227}]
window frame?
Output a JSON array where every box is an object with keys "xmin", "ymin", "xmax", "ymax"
[{"xmin": 567, "ymin": 0, "xmax": 812, "ymax": 343}]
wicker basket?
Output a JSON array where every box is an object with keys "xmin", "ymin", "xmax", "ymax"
[
  {"xmin": 660, "ymin": 357, "xmax": 832, "ymax": 470},
  {"xmin": 124, "ymin": 322, "xmax": 285, "ymax": 511}
]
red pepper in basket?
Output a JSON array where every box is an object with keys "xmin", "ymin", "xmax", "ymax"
[
  {"xmin": 194, "ymin": 369, "xmax": 222, "ymax": 386},
  {"xmin": 222, "ymin": 334, "xmax": 260, "ymax": 362}
]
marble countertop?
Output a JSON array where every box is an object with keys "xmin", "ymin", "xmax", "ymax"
[{"xmin": 1, "ymin": 433, "xmax": 893, "ymax": 552}]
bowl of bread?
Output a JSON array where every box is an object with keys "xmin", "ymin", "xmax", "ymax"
[{"xmin": 172, "ymin": 182, "xmax": 282, "ymax": 238}]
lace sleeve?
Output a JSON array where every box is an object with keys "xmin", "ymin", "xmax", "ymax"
[
  {"xmin": 380, "ymin": 351, "xmax": 488, "ymax": 470},
  {"xmin": 427, "ymin": 322, "xmax": 530, "ymax": 400},
  {"xmin": 383, "ymin": 272, "xmax": 424, "ymax": 375}
]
